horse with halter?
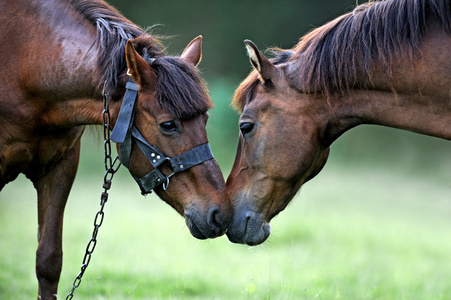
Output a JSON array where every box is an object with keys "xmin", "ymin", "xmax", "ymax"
[
  {"xmin": 0, "ymin": 0, "xmax": 231, "ymax": 298},
  {"xmin": 227, "ymin": 0, "xmax": 451, "ymax": 246}
]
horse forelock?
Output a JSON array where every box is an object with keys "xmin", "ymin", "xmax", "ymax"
[
  {"xmin": 232, "ymin": 72, "xmax": 259, "ymax": 113},
  {"xmin": 290, "ymin": 0, "xmax": 451, "ymax": 94},
  {"xmin": 152, "ymin": 57, "xmax": 212, "ymax": 120}
]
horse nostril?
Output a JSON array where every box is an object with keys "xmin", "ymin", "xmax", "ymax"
[
  {"xmin": 243, "ymin": 211, "xmax": 253, "ymax": 232},
  {"xmin": 207, "ymin": 207, "xmax": 223, "ymax": 235}
]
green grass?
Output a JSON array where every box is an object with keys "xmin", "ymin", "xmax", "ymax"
[
  {"xmin": 1, "ymin": 144, "xmax": 450, "ymax": 299},
  {"xmin": 0, "ymin": 81, "xmax": 450, "ymax": 299}
]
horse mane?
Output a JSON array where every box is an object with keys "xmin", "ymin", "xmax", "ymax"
[
  {"xmin": 233, "ymin": 0, "xmax": 451, "ymax": 111},
  {"xmin": 67, "ymin": 0, "xmax": 161, "ymax": 92},
  {"xmin": 68, "ymin": 0, "xmax": 211, "ymax": 118},
  {"xmin": 293, "ymin": 0, "xmax": 451, "ymax": 94}
]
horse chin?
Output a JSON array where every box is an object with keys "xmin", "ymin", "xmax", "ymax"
[
  {"xmin": 185, "ymin": 215, "xmax": 208, "ymax": 239},
  {"xmin": 226, "ymin": 209, "xmax": 271, "ymax": 246}
]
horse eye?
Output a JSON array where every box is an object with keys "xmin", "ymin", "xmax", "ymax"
[
  {"xmin": 159, "ymin": 121, "xmax": 178, "ymax": 133},
  {"xmin": 239, "ymin": 122, "xmax": 256, "ymax": 135}
]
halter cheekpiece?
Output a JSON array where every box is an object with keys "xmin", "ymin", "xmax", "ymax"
[{"xmin": 110, "ymin": 78, "xmax": 214, "ymax": 195}]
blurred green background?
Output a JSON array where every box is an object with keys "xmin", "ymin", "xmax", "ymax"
[{"xmin": 1, "ymin": 0, "xmax": 450, "ymax": 299}]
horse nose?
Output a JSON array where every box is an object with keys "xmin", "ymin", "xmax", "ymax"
[
  {"xmin": 226, "ymin": 207, "xmax": 271, "ymax": 246},
  {"xmin": 207, "ymin": 206, "xmax": 228, "ymax": 236}
]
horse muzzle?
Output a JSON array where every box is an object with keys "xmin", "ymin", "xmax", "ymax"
[
  {"xmin": 185, "ymin": 205, "xmax": 230, "ymax": 239},
  {"xmin": 226, "ymin": 203, "xmax": 271, "ymax": 246}
]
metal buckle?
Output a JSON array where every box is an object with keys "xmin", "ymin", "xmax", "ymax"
[{"xmin": 162, "ymin": 172, "xmax": 174, "ymax": 191}]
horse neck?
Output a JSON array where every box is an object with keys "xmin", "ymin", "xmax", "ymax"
[
  {"xmin": 322, "ymin": 88, "xmax": 451, "ymax": 145},
  {"xmin": 321, "ymin": 26, "xmax": 451, "ymax": 144}
]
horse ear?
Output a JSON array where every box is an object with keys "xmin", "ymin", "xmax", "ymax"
[
  {"xmin": 244, "ymin": 39, "xmax": 279, "ymax": 82},
  {"xmin": 181, "ymin": 35, "xmax": 202, "ymax": 66},
  {"xmin": 125, "ymin": 40, "xmax": 151, "ymax": 86}
]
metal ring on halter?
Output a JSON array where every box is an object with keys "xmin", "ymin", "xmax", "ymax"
[{"xmin": 162, "ymin": 172, "xmax": 174, "ymax": 191}]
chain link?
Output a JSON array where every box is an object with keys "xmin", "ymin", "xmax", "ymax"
[{"xmin": 66, "ymin": 89, "xmax": 121, "ymax": 300}]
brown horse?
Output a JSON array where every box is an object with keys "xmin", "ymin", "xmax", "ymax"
[
  {"xmin": 226, "ymin": 0, "xmax": 451, "ymax": 246},
  {"xmin": 0, "ymin": 0, "xmax": 231, "ymax": 298}
]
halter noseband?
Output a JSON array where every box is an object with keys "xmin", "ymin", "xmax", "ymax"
[{"xmin": 110, "ymin": 79, "xmax": 214, "ymax": 195}]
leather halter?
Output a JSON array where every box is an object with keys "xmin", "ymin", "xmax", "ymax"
[{"xmin": 110, "ymin": 79, "xmax": 214, "ymax": 195}]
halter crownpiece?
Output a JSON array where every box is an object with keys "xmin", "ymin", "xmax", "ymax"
[{"xmin": 110, "ymin": 78, "xmax": 214, "ymax": 195}]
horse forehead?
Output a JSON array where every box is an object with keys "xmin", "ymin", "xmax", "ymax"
[
  {"xmin": 245, "ymin": 87, "xmax": 298, "ymax": 117},
  {"xmin": 243, "ymin": 86, "xmax": 275, "ymax": 113},
  {"xmin": 137, "ymin": 90, "xmax": 158, "ymax": 111}
]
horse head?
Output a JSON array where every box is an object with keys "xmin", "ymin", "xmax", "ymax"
[
  {"xmin": 226, "ymin": 40, "xmax": 330, "ymax": 245},
  {"xmin": 112, "ymin": 36, "xmax": 232, "ymax": 239}
]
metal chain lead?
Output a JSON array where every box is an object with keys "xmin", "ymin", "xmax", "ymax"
[{"xmin": 66, "ymin": 88, "xmax": 121, "ymax": 300}]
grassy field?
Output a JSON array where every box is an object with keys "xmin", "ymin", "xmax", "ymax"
[{"xmin": 0, "ymin": 102, "xmax": 450, "ymax": 299}]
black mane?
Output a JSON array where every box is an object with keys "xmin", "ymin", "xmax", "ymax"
[
  {"xmin": 68, "ymin": 0, "xmax": 162, "ymax": 94},
  {"xmin": 234, "ymin": 0, "xmax": 451, "ymax": 111},
  {"xmin": 292, "ymin": 0, "xmax": 451, "ymax": 94},
  {"xmin": 68, "ymin": 0, "xmax": 211, "ymax": 118}
]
